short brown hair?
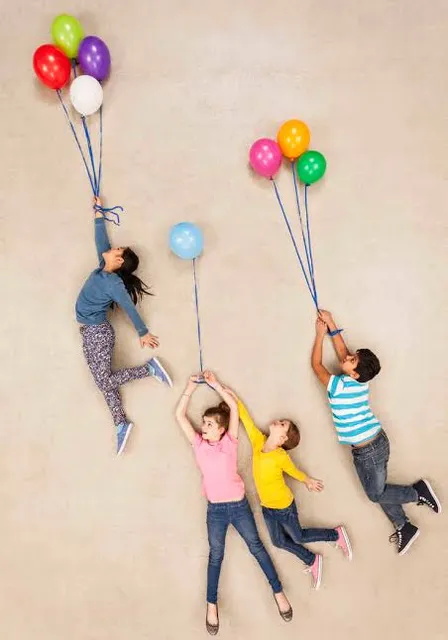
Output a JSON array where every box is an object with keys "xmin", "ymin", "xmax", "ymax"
[{"xmin": 282, "ymin": 421, "xmax": 300, "ymax": 451}]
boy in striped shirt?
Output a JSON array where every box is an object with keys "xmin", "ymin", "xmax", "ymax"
[{"xmin": 311, "ymin": 310, "xmax": 441, "ymax": 556}]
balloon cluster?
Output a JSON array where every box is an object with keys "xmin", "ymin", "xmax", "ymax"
[
  {"xmin": 32, "ymin": 15, "xmax": 121, "ymax": 220},
  {"xmin": 249, "ymin": 120, "xmax": 328, "ymax": 310},
  {"xmin": 249, "ymin": 120, "xmax": 327, "ymax": 185},
  {"xmin": 33, "ymin": 14, "xmax": 111, "ymax": 117}
]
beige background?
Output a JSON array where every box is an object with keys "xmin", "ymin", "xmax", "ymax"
[{"xmin": 1, "ymin": 1, "xmax": 447, "ymax": 638}]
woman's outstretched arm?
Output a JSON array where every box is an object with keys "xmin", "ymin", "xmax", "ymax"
[{"xmin": 94, "ymin": 196, "xmax": 111, "ymax": 265}]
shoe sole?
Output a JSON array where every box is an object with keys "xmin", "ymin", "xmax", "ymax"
[
  {"xmin": 151, "ymin": 357, "xmax": 173, "ymax": 388},
  {"xmin": 314, "ymin": 555, "xmax": 322, "ymax": 590},
  {"xmin": 421, "ymin": 479, "xmax": 442, "ymax": 515},
  {"xmin": 338, "ymin": 526, "xmax": 353, "ymax": 561},
  {"xmin": 398, "ymin": 528, "xmax": 420, "ymax": 556},
  {"xmin": 117, "ymin": 423, "xmax": 134, "ymax": 457}
]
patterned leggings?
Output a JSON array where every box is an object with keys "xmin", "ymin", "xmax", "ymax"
[{"xmin": 80, "ymin": 321, "xmax": 150, "ymax": 426}]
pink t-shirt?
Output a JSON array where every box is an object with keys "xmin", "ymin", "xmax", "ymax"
[{"xmin": 192, "ymin": 432, "xmax": 245, "ymax": 503}]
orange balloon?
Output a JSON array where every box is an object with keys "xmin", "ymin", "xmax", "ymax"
[{"xmin": 277, "ymin": 120, "xmax": 311, "ymax": 160}]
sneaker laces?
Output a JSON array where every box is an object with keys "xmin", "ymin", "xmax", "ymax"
[
  {"xmin": 389, "ymin": 530, "xmax": 402, "ymax": 546},
  {"xmin": 417, "ymin": 496, "xmax": 432, "ymax": 508}
]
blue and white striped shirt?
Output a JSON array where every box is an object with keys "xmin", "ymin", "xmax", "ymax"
[{"xmin": 327, "ymin": 375, "xmax": 381, "ymax": 446}]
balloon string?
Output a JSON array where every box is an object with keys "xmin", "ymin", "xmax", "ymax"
[
  {"xmin": 304, "ymin": 184, "xmax": 318, "ymax": 307},
  {"xmin": 97, "ymin": 106, "xmax": 103, "ymax": 195},
  {"xmin": 192, "ymin": 258, "xmax": 204, "ymax": 372},
  {"xmin": 56, "ymin": 89, "xmax": 96, "ymax": 193},
  {"xmin": 81, "ymin": 116, "xmax": 98, "ymax": 194},
  {"xmin": 57, "ymin": 89, "xmax": 122, "ymax": 225},
  {"xmin": 272, "ymin": 179, "xmax": 318, "ymax": 308},
  {"xmin": 291, "ymin": 162, "xmax": 317, "ymax": 301},
  {"xmin": 94, "ymin": 204, "xmax": 123, "ymax": 225},
  {"xmin": 72, "ymin": 57, "xmax": 99, "ymax": 193}
]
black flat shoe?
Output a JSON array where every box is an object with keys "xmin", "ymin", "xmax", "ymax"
[
  {"xmin": 206, "ymin": 605, "xmax": 219, "ymax": 635},
  {"xmin": 274, "ymin": 595, "xmax": 293, "ymax": 622}
]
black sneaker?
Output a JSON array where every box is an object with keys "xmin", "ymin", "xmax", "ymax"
[
  {"xmin": 389, "ymin": 522, "xmax": 420, "ymax": 556},
  {"xmin": 414, "ymin": 479, "xmax": 442, "ymax": 514}
]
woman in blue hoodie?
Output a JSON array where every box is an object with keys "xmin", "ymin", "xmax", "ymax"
[{"xmin": 75, "ymin": 197, "xmax": 172, "ymax": 455}]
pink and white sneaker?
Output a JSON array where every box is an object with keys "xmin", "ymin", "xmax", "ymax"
[
  {"xmin": 335, "ymin": 525, "xmax": 353, "ymax": 561},
  {"xmin": 304, "ymin": 553, "xmax": 323, "ymax": 590}
]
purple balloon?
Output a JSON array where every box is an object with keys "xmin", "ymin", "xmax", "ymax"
[{"xmin": 78, "ymin": 36, "xmax": 111, "ymax": 81}]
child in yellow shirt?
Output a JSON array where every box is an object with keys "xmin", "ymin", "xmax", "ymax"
[{"xmin": 224, "ymin": 388, "xmax": 352, "ymax": 590}]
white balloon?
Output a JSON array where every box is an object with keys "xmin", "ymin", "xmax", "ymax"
[{"xmin": 70, "ymin": 75, "xmax": 103, "ymax": 116}]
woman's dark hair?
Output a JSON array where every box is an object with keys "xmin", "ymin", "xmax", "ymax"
[
  {"xmin": 116, "ymin": 248, "xmax": 152, "ymax": 304},
  {"xmin": 355, "ymin": 349, "xmax": 381, "ymax": 383},
  {"xmin": 203, "ymin": 402, "xmax": 231, "ymax": 433}
]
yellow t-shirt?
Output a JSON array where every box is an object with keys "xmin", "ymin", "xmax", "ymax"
[{"xmin": 238, "ymin": 401, "xmax": 307, "ymax": 509}]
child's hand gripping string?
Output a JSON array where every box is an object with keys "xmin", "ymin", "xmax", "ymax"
[{"xmin": 315, "ymin": 316, "xmax": 327, "ymax": 337}]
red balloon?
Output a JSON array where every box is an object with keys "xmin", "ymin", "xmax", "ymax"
[{"xmin": 33, "ymin": 44, "xmax": 71, "ymax": 90}]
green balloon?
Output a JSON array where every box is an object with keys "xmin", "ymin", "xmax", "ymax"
[
  {"xmin": 51, "ymin": 14, "xmax": 84, "ymax": 59},
  {"xmin": 297, "ymin": 150, "xmax": 327, "ymax": 185}
]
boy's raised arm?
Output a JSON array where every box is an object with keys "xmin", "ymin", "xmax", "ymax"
[
  {"xmin": 319, "ymin": 310, "xmax": 349, "ymax": 362},
  {"xmin": 311, "ymin": 317, "xmax": 331, "ymax": 386}
]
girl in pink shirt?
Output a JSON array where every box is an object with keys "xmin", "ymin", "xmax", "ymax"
[{"xmin": 175, "ymin": 370, "xmax": 292, "ymax": 635}]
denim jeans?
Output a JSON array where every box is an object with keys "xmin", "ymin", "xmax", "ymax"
[
  {"xmin": 352, "ymin": 430, "xmax": 418, "ymax": 529},
  {"xmin": 206, "ymin": 497, "xmax": 282, "ymax": 604},
  {"xmin": 262, "ymin": 499, "xmax": 338, "ymax": 567}
]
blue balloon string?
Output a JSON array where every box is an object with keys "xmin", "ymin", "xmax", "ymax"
[
  {"xmin": 304, "ymin": 184, "xmax": 318, "ymax": 306},
  {"xmin": 97, "ymin": 106, "xmax": 103, "ymax": 195},
  {"xmin": 192, "ymin": 258, "xmax": 204, "ymax": 372},
  {"xmin": 272, "ymin": 179, "xmax": 318, "ymax": 308},
  {"xmin": 56, "ymin": 90, "xmax": 96, "ymax": 193},
  {"xmin": 291, "ymin": 162, "xmax": 317, "ymax": 301},
  {"xmin": 81, "ymin": 116, "xmax": 98, "ymax": 194},
  {"xmin": 94, "ymin": 203, "xmax": 123, "ymax": 225},
  {"xmin": 58, "ymin": 78, "xmax": 123, "ymax": 225}
]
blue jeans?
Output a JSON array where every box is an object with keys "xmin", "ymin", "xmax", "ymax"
[
  {"xmin": 206, "ymin": 497, "xmax": 282, "ymax": 604},
  {"xmin": 262, "ymin": 500, "xmax": 338, "ymax": 566},
  {"xmin": 352, "ymin": 430, "xmax": 418, "ymax": 529}
]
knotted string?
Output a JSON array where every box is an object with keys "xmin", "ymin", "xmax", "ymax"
[
  {"xmin": 291, "ymin": 163, "xmax": 317, "ymax": 303},
  {"xmin": 93, "ymin": 203, "xmax": 123, "ymax": 226},
  {"xmin": 271, "ymin": 179, "xmax": 318, "ymax": 308},
  {"xmin": 192, "ymin": 258, "xmax": 205, "ymax": 374}
]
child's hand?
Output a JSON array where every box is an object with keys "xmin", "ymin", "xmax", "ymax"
[
  {"xmin": 305, "ymin": 477, "xmax": 324, "ymax": 492},
  {"xmin": 203, "ymin": 370, "xmax": 219, "ymax": 388},
  {"xmin": 189, "ymin": 374, "xmax": 203, "ymax": 384},
  {"xmin": 93, "ymin": 196, "xmax": 102, "ymax": 208},
  {"xmin": 140, "ymin": 333, "xmax": 160, "ymax": 349},
  {"xmin": 318, "ymin": 309, "xmax": 334, "ymax": 326},
  {"xmin": 315, "ymin": 317, "xmax": 327, "ymax": 337}
]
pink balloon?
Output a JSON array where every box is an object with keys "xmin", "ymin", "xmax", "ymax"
[{"xmin": 249, "ymin": 138, "xmax": 282, "ymax": 178}]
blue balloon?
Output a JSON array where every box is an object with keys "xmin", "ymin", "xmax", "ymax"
[{"xmin": 169, "ymin": 222, "xmax": 204, "ymax": 260}]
